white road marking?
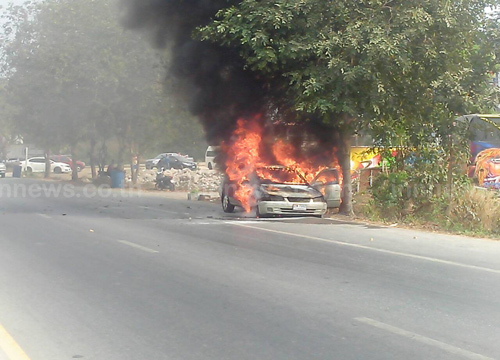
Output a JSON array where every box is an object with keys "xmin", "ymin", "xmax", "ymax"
[
  {"xmin": 117, "ymin": 240, "xmax": 159, "ymax": 254},
  {"xmin": 228, "ymin": 220, "xmax": 260, "ymax": 224},
  {"xmin": 37, "ymin": 214, "xmax": 52, "ymax": 219},
  {"xmin": 355, "ymin": 317, "xmax": 494, "ymax": 360},
  {"xmin": 0, "ymin": 322, "xmax": 31, "ymax": 360},
  {"xmin": 228, "ymin": 223, "xmax": 500, "ymax": 275}
]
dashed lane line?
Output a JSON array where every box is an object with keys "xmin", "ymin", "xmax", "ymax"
[
  {"xmin": 117, "ymin": 240, "xmax": 159, "ymax": 254},
  {"xmin": 355, "ymin": 317, "xmax": 494, "ymax": 360}
]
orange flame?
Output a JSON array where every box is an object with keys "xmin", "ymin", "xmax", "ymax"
[
  {"xmin": 272, "ymin": 140, "xmax": 328, "ymax": 183},
  {"xmin": 225, "ymin": 117, "xmax": 343, "ymax": 213},
  {"xmin": 225, "ymin": 117, "xmax": 262, "ymax": 212}
]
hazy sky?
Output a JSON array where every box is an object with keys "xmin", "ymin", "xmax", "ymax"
[{"xmin": 0, "ymin": 0, "xmax": 32, "ymax": 6}]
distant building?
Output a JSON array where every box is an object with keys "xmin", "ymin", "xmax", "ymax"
[{"xmin": 6, "ymin": 144, "xmax": 44, "ymax": 159}]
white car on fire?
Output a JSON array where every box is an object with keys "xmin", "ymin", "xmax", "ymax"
[{"xmin": 220, "ymin": 166, "xmax": 333, "ymax": 217}]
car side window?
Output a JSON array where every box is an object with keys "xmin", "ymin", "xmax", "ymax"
[{"xmin": 314, "ymin": 170, "xmax": 339, "ymax": 185}]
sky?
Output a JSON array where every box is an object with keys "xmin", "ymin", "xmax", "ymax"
[{"xmin": 0, "ymin": 0, "xmax": 33, "ymax": 6}]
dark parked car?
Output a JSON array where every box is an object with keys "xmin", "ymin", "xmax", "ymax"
[
  {"xmin": 146, "ymin": 153, "xmax": 172, "ymax": 169},
  {"xmin": 146, "ymin": 152, "xmax": 195, "ymax": 169},
  {"xmin": 158, "ymin": 154, "xmax": 197, "ymax": 170}
]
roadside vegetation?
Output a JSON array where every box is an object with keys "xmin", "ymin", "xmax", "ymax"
[
  {"xmin": 356, "ymin": 138, "xmax": 500, "ymax": 236},
  {"xmin": 360, "ymin": 176, "xmax": 500, "ymax": 237}
]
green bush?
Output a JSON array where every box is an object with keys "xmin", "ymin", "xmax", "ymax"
[
  {"xmin": 366, "ymin": 171, "xmax": 500, "ymax": 236},
  {"xmin": 371, "ymin": 171, "xmax": 410, "ymax": 220}
]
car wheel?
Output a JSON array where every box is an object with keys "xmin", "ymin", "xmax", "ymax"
[
  {"xmin": 222, "ymin": 194, "xmax": 235, "ymax": 213},
  {"xmin": 26, "ymin": 167, "xmax": 33, "ymax": 173},
  {"xmin": 1, "ymin": 174, "xmax": 5, "ymax": 178},
  {"xmin": 54, "ymin": 167, "xmax": 62, "ymax": 174},
  {"xmin": 208, "ymin": 162, "xmax": 213, "ymax": 170},
  {"xmin": 77, "ymin": 166, "xmax": 82, "ymax": 172}
]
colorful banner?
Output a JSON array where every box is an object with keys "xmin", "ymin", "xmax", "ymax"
[{"xmin": 470, "ymin": 142, "xmax": 500, "ymax": 189}]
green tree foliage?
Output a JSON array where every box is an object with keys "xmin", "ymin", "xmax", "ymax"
[{"xmin": 198, "ymin": 0, "xmax": 498, "ymax": 214}]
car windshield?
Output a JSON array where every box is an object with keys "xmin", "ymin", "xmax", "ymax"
[{"xmin": 255, "ymin": 166, "xmax": 307, "ymax": 185}]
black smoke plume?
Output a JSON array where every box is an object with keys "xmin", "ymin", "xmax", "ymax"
[
  {"xmin": 122, "ymin": 0, "xmax": 340, "ymax": 167},
  {"xmin": 122, "ymin": 0, "xmax": 268, "ymax": 144}
]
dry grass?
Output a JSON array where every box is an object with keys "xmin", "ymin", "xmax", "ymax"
[
  {"xmin": 448, "ymin": 187, "xmax": 500, "ymax": 234},
  {"xmin": 355, "ymin": 186, "xmax": 500, "ymax": 237}
]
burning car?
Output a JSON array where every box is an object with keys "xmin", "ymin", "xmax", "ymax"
[{"xmin": 220, "ymin": 166, "xmax": 327, "ymax": 217}]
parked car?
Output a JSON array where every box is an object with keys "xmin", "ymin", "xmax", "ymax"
[
  {"xmin": 146, "ymin": 152, "xmax": 195, "ymax": 169},
  {"xmin": 145, "ymin": 153, "xmax": 176, "ymax": 169},
  {"xmin": 22, "ymin": 157, "xmax": 72, "ymax": 174},
  {"xmin": 50, "ymin": 155, "xmax": 86, "ymax": 172},
  {"xmin": 310, "ymin": 168, "xmax": 341, "ymax": 208},
  {"xmin": 205, "ymin": 146, "xmax": 220, "ymax": 170},
  {"xmin": 220, "ymin": 166, "xmax": 327, "ymax": 217},
  {"xmin": 158, "ymin": 154, "xmax": 197, "ymax": 170},
  {"xmin": 0, "ymin": 162, "xmax": 5, "ymax": 178},
  {"xmin": 5, "ymin": 158, "xmax": 23, "ymax": 168}
]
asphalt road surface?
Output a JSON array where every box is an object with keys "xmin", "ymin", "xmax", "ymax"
[{"xmin": 0, "ymin": 178, "xmax": 499, "ymax": 360}]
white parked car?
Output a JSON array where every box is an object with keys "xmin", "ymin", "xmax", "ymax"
[{"xmin": 22, "ymin": 157, "xmax": 72, "ymax": 174}]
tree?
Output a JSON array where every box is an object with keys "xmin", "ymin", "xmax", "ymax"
[
  {"xmin": 1, "ymin": 0, "xmax": 175, "ymax": 181},
  {"xmin": 198, "ymin": 0, "xmax": 497, "ymax": 214},
  {"xmin": 0, "ymin": 78, "xmax": 20, "ymax": 159}
]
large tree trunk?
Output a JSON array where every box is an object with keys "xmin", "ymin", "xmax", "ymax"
[
  {"xmin": 98, "ymin": 141, "xmax": 107, "ymax": 174},
  {"xmin": 131, "ymin": 153, "xmax": 139, "ymax": 185},
  {"xmin": 130, "ymin": 138, "xmax": 140, "ymax": 185},
  {"xmin": 71, "ymin": 146, "xmax": 78, "ymax": 181},
  {"xmin": 337, "ymin": 131, "xmax": 354, "ymax": 216},
  {"xmin": 44, "ymin": 150, "xmax": 50, "ymax": 178},
  {"xmin": 89, "ymin": 138, "xmax": 97, "ymax": 179},
  {"xmin": 70, "ymin": 146, "xmax": 78, "ymax": 181},
  {"xmin": 117, "ymin": 139, "xmax": 127, "ymax": 167}
]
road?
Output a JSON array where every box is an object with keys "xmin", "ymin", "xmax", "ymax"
[{"xmin": 0, "ymin": 178, "xmax": 499, "ymax": 360}]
